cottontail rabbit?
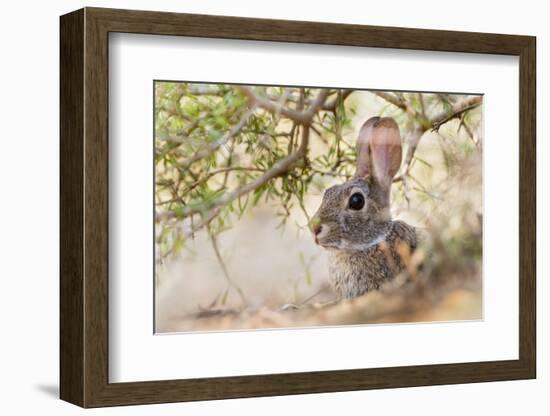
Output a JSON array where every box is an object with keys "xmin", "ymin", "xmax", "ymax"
[{"xmin": 310, "ymin": 117, "xmax": 417, "ymax": 299}]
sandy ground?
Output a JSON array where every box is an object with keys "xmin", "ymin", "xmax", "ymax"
[{"xmin": 155, "ymin": 197, "xmax": 334, "ymax": 332}]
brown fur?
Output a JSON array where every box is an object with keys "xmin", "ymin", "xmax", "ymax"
[{"xmin": 328, "ymin": 220, "xmax": 417, "ymax": 298}]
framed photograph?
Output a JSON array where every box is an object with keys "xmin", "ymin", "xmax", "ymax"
[{"xmin": 60, "ymin": 7, "xmax": 536, "ymax": 407}]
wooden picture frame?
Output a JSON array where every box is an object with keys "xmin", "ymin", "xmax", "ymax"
[{"xmin": 60, "ymin": 7, "xmax": 536, "ymax": 408}]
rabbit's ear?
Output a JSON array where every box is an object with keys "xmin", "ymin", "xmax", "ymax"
[{"xmin": 356, "ymin": 117, "xmax": 402, "ymax": 189}]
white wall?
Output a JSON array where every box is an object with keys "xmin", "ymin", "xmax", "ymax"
[{"xmin": 0, "ymin": 0, "xmax": 545, "ymax": 414}]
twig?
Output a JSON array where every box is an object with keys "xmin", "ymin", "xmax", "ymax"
[
  {"xmin": 418, "ymin": 93, "xmax": 426, "ymax": 119},
  {"xmin": 458, "ymin": 114, "xmax": 479, "ymax": 147},
  {"xmin": 236, "ymin": 86, "xmax": 330, "ymax": 125},
  {"xmin": 183, "ymin": 205, "xmax": 224, "ymax": 236},
  {"xmin": 431, "ymin": 96, "xmax": 482, "ymax": 131},
  {"xmin": 186, "ymin": 85, "xmax": 224, "ymax": 96},
  {"xmin": 402, "ymin": 127, "xmax": 426, "ymax": 174},
  {"xmin": 299, "ymin": 287, "xmax": 325, "ymax": 306},
  {"xmin": 208, "ymin": 227, "xmax": 247, "ymax": 307},
  {"xmin": 310, "ymin": 167, "xmax": 349, "ymax": 179},
  {"xmin": 258, "ymin": 88, "xmax": 291, "ymax": 149},
  {"xmin": 178, "ymin": 166, "xmax": 265, "ymax": 197},
  {"xmin": 265, "ymin": 89, "xmax": 353, "ymax": 111},
  {"xmin": 156, "ymin": 114, "xmax": 208, "ymax": 146},
  {"xmin": 373, "ymin": 91, "xmax": 431, "ymax": 129},
  {"xmin": 178, "ymin": 107, "xmax": 256, "ymax": 170},
  {"xmin": 324, "ymin": 89, "xmax": 353, "ymax": 111},
  {"xmin": 374, "ymin": 93, "xmax": 483, "ymax": 176}
]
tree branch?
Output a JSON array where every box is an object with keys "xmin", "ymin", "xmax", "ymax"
[
  {"xmin": 373, "ymin": 93, "xmax": 483, "ymax": 174},
  {"xmin": 324, "ymin": 89, "xmax": 354, "ymax": 111},
  {"xmin": 186, "ymin": 85, "xmax": 224, "ymax": 96},
  {"xmin": 177, "ymin": 107, "xmax": 256, "ymax": 171},
  {"xmin": 157, "ymin": 167, "xmax": 266, "ymax": 205},
  {"xmin": 177, "ymin": 126, "xmax": 311, "ymax": 220},
  {"xmin": 156, "ymin": 89, "xmax": 328, "ymax": 224},
  {"xmin": 265, "ymin": 89, "xmax": 352, "ymax": 111},
  {"xmin": 431, "ymin": 96, "xmax": 482, "ymax": 131},
  {"xmin": 373, "ymin": 91, "xmax": 431, "ymax": 129},
  {"xmin": 236, "ymin": 86, "xmax": 330, "ymax": 125}
]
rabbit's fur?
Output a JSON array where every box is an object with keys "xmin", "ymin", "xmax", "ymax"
[{"xmin": 311, "ymin": 117, "xmax": 417, "ymax": 299}]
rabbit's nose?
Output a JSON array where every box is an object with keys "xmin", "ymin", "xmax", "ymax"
[
  {"xmin": 313, "ymin": 224, "xmax": 322, "ymax": 236},
  {"xmin": 309, "ymin": 217, "xmax": 322, "ymax": 236}
]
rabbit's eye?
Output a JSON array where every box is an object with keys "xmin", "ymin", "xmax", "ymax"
[{"xmin": 348, "ymin": 193, "xmax": 365, "ymax": 210}]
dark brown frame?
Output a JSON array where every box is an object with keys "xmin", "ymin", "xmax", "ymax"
[{"xmin": 60, "ymin": 7, "xmax": 536, "ymax": 408}]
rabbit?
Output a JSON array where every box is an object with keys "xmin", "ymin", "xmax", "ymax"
[{"xmin": 310, "ymin": 116, "xmax": 417, "ymax": 299}]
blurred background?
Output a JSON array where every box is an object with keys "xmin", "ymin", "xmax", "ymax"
[{"xmin": 154, "ymin": 83, "xmax": 483, "ymax": 332}]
